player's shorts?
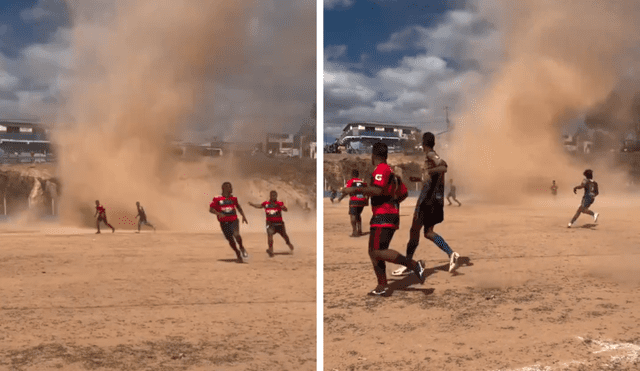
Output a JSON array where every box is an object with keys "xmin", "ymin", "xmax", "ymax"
[
  {"xmin": 349, "ymin": 206, "xmax": 364, "ymax": 216},
  {"xmin": 582, "ymin": 195, "xmax": 594, "ymax": 209},
  {"xmin": 369, "ymin": 227, "xmax": 395, "ymax": 252},
  {"xmin": 220, "ymin": 220, "xmax": 239, "ymax": 240},
  {"xmin": 266, "ymin": 222, "xmax": 286, "ymax": 235},
  {"xmin": 139, "ymin": 220, "xmax": 152, "ymax": 226},
  {"xmin": 414, "ymin": 202, "xmax": 444, "ymax": 229},
  {"xmin": 97, "ymin": 215, "xmax": 108, "ymax": 223},
  {"xmin": 447, "ymin": 192, "xmax": 456, "ymax": 198}
]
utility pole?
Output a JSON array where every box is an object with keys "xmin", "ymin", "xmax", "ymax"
[{"xmin": 444, "ymin": 106, "xmax": 451, "ymax": 132}]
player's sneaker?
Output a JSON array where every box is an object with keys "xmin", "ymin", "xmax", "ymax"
[
  {"xmin": 413, "ymin": 260, "xmax": 426, "ymax": 284},
  {"xmin": 593, "ymin": 212, "xmax": 599, "ymax": 223},
  {"xmin": 392, "ymin": 266, "xmax": 411, "ymax": 276},
  {"xmin": 266, "ymin": 249, "xmax": 274, "ymax": 258},
  {"xmin": 449, "ymin": 252, "xmax": 460, "ymax": 273},
  {"xmin": 241, "ymin": 249, "xmax": 249, "ymax": 258},
  {"xmin": 367, "ymin": 286, "xmax": 391, "ymax": 297},
  {"xmin": 287, "ymin": 243, "xmax": 294, "ymax": 254},
  {"xmin": 567, "ymin": 222, "xmax": 572, "ymax": 228},
  {"xmin": 112, "ymin": 228, "xmax": 115, "ymax": 233}
]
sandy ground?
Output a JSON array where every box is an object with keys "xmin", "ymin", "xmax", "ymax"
[
  {"xmin": 324, "ymin": 195, "xmax": 640, "ymax": 371},
  {"xmin": 0, "ymin": 222, "xmax": 316, "ymax": 370}
]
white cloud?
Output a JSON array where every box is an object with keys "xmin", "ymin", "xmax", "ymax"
[
  {"xmin": 324, "ymin": 5, "xmax": 501, "ymax": 135},
  {"xmin": 325, "ymin": 0, "xmax": 354, "ymax": 9},
  {"xmin": 0, "ymin": 70, "xmax": 19, "ymax": 90},
  {"xmin": 20, "ymin": 0, "xmax": 67, "ymax": 21}
]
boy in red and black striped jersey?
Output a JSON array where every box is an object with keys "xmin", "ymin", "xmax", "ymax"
[
  {"xmin": 249, "ymin": 190, "xmax": 295, "ymax": 257},
  {"xmin": 342, "ymin": 142, "xmax": 426, "ymax": 297},
  {"xmin": 209, "ymin": 182, "xmax": 249, "ymax": 263},
  {"xmin": 338, "ymin": 169, "xmax": 369, "ymax": 237},
  {"xmin": 94, "ymin": 200, "xmax": 115, "ymax": 234}
]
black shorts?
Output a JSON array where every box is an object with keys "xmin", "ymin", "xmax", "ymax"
[
  {"xmin": 369, "ymin": 227, "xmax": 396, "ymax": 252},
  {"xmin": 220, "ymin": 220, "xmax": 239, "ymax": 240},
  {"xmin": 349, "ymin": 206, "xmax": 364, "ymax": 216},
  {"xmin": 582, "ymin": 195, "xmax": 594, "ymax": 209},
  {"xmin": 266, "ymin": 222, "xmax": 286, "ymax": 235},
  {"xmin": 414, "ymin": 202, "xmax": 444, "ymax": 229}
]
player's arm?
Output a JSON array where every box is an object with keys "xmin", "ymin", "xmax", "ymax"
[
  {"xmin": 281, "ymin": 204, "xmax": 288, "ymax": 212},
  {"xmin": 337, "ymin": 192, "xmax": 348, "ymax": 202},
  {"xmin": 247, "ymin": 202, "xmax": 263, "ymax": 209},
  {"xmin": 236, "ymin": 203, "xmax": 248, "ymax": 224},
  {"xmin": 573, "ymin": 180, "xmax": 586, "ymax": 194},
  {"xmin": 209, "ymin": 203, "xmax": 223, "ymax": 218},
  {"xmin": 425, "ymin": 153, "xmax": 448, "ymax": 174},
  {"xmin": 342, "ymin": 185, "xmax": 383, "ymax": 197}
]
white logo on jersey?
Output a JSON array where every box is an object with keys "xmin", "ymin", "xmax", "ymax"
[
  {"xmin": 375, "ymin": 174, "xmax": 383, "ymax": 181},
  {"xmin": 268, "ymin": 210, "xmax": 278, "ymax": 215}
]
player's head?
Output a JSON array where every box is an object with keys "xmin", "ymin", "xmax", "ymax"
[
  {"xmin": 584, "ymin": 169, "xmax": 593, "ymax": 179},
  {"xmin": 95, "ymin": 200, "xmax": 99, "ymax": 205},
  {"xmin": 423, "ymin": 132, "xmax": 436, "ymax": 150},
  {"xmin": 222, "ymin": 182, "xmax": 233, "ymax": 194},
  {"xmin": 136, "ymin": 201, "xmax": 140, "ymax": 206},
  {"xmin": 352, "ymin": 169, "xmax": 359, "ymax": 178},
  {"xmin": 270, "ymin": 190, "xmax": 278, "ymax": 201},
  {"xmin": 371, "ymin": 142, "xmax": 388, "ymax": 163},
  {"xmin": 552, "ymin": 180, "xmax": 556, "ymax": 184}
]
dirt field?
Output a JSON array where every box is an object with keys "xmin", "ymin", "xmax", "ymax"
[
  {"xmin": 0, "ymin": 222, "xmax": 316, "ymax": 370},
  {"xmin": 324, "ymin": 195, "xmax": 640, "ymax": 371}
]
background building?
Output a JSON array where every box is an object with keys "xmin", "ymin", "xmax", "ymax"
[{"xmin": 338, "ymin": 122, "xmax": 420, "ymax": 153}]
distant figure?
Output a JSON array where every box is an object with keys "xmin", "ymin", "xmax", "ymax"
[
  {"xmin": 248, "ymin": 190, "xmax": 294, "ymax": 257},
  {"xmin": 135, "ymin": 202, "xmax": 156, "ymax": 233},
  {"xmin": 568, "ymin": 169, "xmax": 599, "ymax": 228},
  {"xmin": 446, "ymin": 179, "xmax": 462, "ymax": 206},
  {"xmin": 551, "ymin": 180, "xmax": 558, "ymax": 196},
  {"xmin": 339, "ymin": 169, "xmax": 369, "ymax": 237},
  {"xmin": 94, "ymin": 200, "xmax": 115, "ymax": 234},
  {"xmin": 329, "ymin": 188, "xmax": 338, "ymax": 203},
  {"xmin": 209, "ymin": 182, "xmax": 249, "ymax": 263}
]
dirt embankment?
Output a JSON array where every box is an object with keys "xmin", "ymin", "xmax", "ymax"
[
  {"xmin": 323, "ymin": 153, "xmax": 423, "ymax": 189},
  {"xmin": 0, "ymin": 164, "xmax": 60, "ymax": 217}
]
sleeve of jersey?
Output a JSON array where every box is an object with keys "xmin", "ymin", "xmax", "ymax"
[
  {"xmin": 210, "ymin": 198, "xmax": 219, "ymax": 210},
  {"xmin": 372, "ymin": 165, "xmax": 391, "ymax": 188},
  {"xmin": 346, "ymin": 179, "xmax": 354, "ymax": 188},
  {"xmin": 278, "ymin": 201, "xmax": 284, "ymax": 208},
  {"xmin": 261, "ymin": 201, "xmax": 268, "ymax": 207}
]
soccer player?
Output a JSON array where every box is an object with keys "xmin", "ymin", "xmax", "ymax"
[
  {"xmin": 338, "ymin": 169, "xmax": 369, "ymax": 237},
  {"xmin": 209, "ymin": 182, "xmax": 249, "ymax": 263},
  {"xmin": 446, "ymin": 178, "xmax": 462, "ymax": 207},
  {"xmin": 342, "ymin": 142, "xmax": 425, "ymax": 297},
  {"xmin": 393, "ymin": 132, "xmax": 460, "ymax": 276},
  {"xmin": 135, "ymin": 201, "xmax": 156, "ymax": 233},
  {"xmin": 94, "ymin": 200, "xmax": 115, "ymax": 234},
  {"xmin": 248, "ymin": 190, "xmax": 295, "ymax": 257},
  {"xmin": 550, "ymin": 180, "xmax": 558, "ymax": 196},
  {"xmin": 568, "ymin": 169, "xmax": 599, "ymax": 228}
]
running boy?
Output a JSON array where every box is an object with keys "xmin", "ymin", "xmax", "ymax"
[
  {"xmin": 394, "ymin": 132, "xmax": 460, "ymax": 276},
  {"xmin": 568, "ymin": 169, "xmax": 599, "ymax": 228},
  {"xmin": 210, "ymin": 182, "xmax": 249, "ymax": 263},
  {"xmin": 135, "ymin": 201, "xmax": 156, "ymax": 233},
  {"xmin": 248, "ymin": 190, "xmax": 295, "ymax": 257},
  {"xmin": 342, "ymin": 142, "xmax": 425, "ymax": 297},
  {"xmin": 94, "ymin": 200, "xmax": 115, "ymax": 234},
  {"xmin": 338, "ymin": 169, "xmax": 369, "ymax": 237},
  {"xmin": 446, "ymin": 178, "xmax": 462, "ymax": 206}
]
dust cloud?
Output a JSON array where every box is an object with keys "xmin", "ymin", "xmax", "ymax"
[
  {"xmin": 49, "ymin": 0, "xmax": 315, "ymax": 231},
  {"xmin": 449, "ymin": 0, "xmax": 640, "ymax": 202}
]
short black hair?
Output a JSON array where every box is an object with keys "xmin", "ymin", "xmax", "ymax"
[
  {"xmin": 583, "ymin": 169, "xmax": 593, "ymax": 179},
  {"xmin": 222, "ymin": 182, "xmax": 232, "ymax": 187},
  {"xmin": 423, "ymin": 132, "xmax": 435, "ymax": 148},
  {"xmin": 372, "ymin": 142, "xmax": 388, "ymax": 159},
  {"xmin": 352, "ymin": 169, "xmax": 359, "ymax": 177}
]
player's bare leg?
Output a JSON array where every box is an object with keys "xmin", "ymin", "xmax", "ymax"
[
  {"xmin": 349, "ymin": 215, "xmax": 358, "ymax": 237},
  {"xmin": 280, "ymin": 228, "xmax": 294, "ymax": 253},
  {"xmin": 96, "ymin": 218, "xmax": 101, "ymax": 234},
  {"xmin": 266, "ymin": 229, "xmax": 275, "ymax": 257},
  {"xmin": 453, "ymin": 197, "xmax": 462, "ymax": 206},
  {"xmin": 356, "ymin": 215, "xmax": 363, "ymax": 235},
  {"xmin": 447, "ymin": 196, "xmax": 452, "ymax": 206},
  {"xmin": 233, "ymin": 228, "xmax": 248, "ymax": 258}
]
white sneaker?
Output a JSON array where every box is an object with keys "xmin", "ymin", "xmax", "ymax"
[
  {"xmin": 568, "ymin": 222, "xmax": 572, "ymax": 228},
  {"xmin": 449, "ymin": 252, "xmax": 460, "ymax": 273},
  {"xmin": 593, "ymin": 213, "xmax": 599, "ymax": 223},
  {"xmin": 392, "ymin": 266, "xmax": 411, "ymax": 276}
]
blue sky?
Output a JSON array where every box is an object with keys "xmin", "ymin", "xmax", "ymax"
[
  {"xmin": 323, "ymin": 0, "xmax": 502, "ymax": 142},
  {"xmin": 0, "ymin": 0, "xmax": 315, "ymax": 142}
]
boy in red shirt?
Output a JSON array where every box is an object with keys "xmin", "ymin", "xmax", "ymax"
[
  {"xmin": 339, "ymin": 169, "xmax": 368, "ymax": 237},
  {"xmin": 94, "ymin": 200, "xmax": 115, "ymax": 234},
  {"xmin": 342, "ymin": 142, "xmax": 426, "ymax": 297},
  {"xmin": 249, "ymin": 190, "xmax": 295, "ymax": 257},
  {"xmin": 209, "ymin": 182, "xmax": 249, "ymax": 263}
]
